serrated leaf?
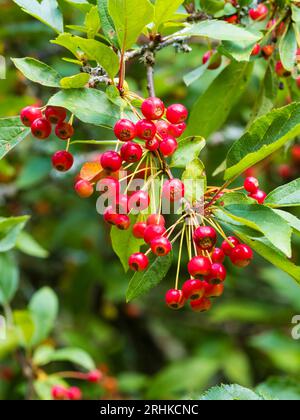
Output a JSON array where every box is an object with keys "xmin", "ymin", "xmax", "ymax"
[
  {"xmin": 60, "ymin": 73, "xmax": 90, "ymax": 89},
  {"xmin": 33, "ymin": 345, "xmax": 95, "ymax": 371},
  {"xmin": 0, "ymin": 117, "xmax": 30, "ymax": 160},
  {"xmin": 170, "ymin": 136, "xmax": 205, "ymax": 168},
  {"xmin": 279, "ymin": 24, "xmax": 297, "ymax": 72},
  {"xmin": 126, "ymin": 252, "xmax": 173, "ymax": 302},
  {"xmin": 0, "ymin": 253, "xmax": 19, "ymax": 305},
  {"xmin": 153, "ymin": 0, "xmax": 184, "ymax": 30},
  {"xmin": 12, "ymin": 58, "xmax": 61, "ymax": 87},
  {"xmin": 265, "ymin": 178, "xmax": 300, "ymax": 208}
]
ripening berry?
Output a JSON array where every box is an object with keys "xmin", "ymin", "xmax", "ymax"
[
  {"xmin": 145, "ymin": 137, "xmax": 160, "ymax": 151},
  {"xmin": 141, "ymin": 97, "xmax": 165, "ymax": 120},
  {"xmin": 188, "ymin": 256, "xmax": 212, "ymax": 280},
  {"xmin": 114, "ymin": 119, "xmax": 136, "ymax": 141},
  {"xmin": 205, "ymin": 283, "xmax": 224, "ymax": 298},
  {"xmin": 212, "ymin": 248, "xmax": 225, "ymax": 264},
  {"xmin": 159, "ymin": 136, "xmax": 178, "ymax": 157},
  {"xmin": 100, "ymin": 151, "xmax": 122, "ymax": 172},
  {"xmin": 165, "ymin": 289, "xmax": 185, "ymax": 310},
  {"xmin": 45, "ymin": 106, "xmax": 67, "ymax": 124},
  {"xmin": 202, "ymin": 51, "xmax": 222, "ymax": 70},
  {"xmin": 51, "ymin": 385, "xmax": 68, "ymax": 400},
  {"xmin": 230, "ymin": 244, "xmax": 253, "ymax": 268},
  {"xmin": 249, "ymin": 189, "xmax": 267, "ymax": 204},
  {"xmin": 251, "ymin": 44, "xmax": 261, "ymax": 56},
  {"xmin": 20, "ymin": 106, "xmax": 42, "ymax": 127},
  {"xmin": 67, "ymin": 387, "xmax": 82, "ymax": 401},
  {"xmin": 87, "ymin": 370, "xmax": 103, "ymax": 383},
  {"xmin": 168, "ymin": 122, "xmax": 186, "ymax": 138},
  {"xmin": 193, "ymin": 226, "xmax": 217, "ymax": 250},
  {"xmin": 52, "ymin": 150, "xmax": 74, "ymax": 172},
  {"xmin": 249, "ymin": 4, "xmax": 268, "ymax": 21},
  {"xmin": 133, "ymin": 222, "xmax": 147, "ymax": 239},
  {"xmin": 291, "ymin": 144, "xmax": 300, "ymax": 164},
  {"xmin": 156, "ymin": 120, "xmax": 170, "ymax": 138},
  {"xmin": 166, "ymin": 104, "xmax": 188, "ymax": 124},
  {"xmin": 31, "ymin": 118, "xmax": 52, "ymax": 139},
  {"xmin": 262, "ymin": 45, "xmax": 274, "ymax": 58},
  {"xmin": 244, "ymin": 176, "xmax": 259, "ymax": 194},
  {"xmin": 75, "ymin": 179, "xmax": 94, "ymax": 198},
  {"xmin": 190, "ymin": 297, "xmax": 211, "ymax": 313},
  {"xmin": 221, "ymin": 236, "xmax": 240, "ymax": 256},
  {"xmin": 147, "ymin": 214, "xmax": 165, "ymax": 226},
  {"xmin": 97, "ymin": 177, "xmax": 120, "ymax": 199},
  {"xmin": 55, "ymin": 122, "xmax": 74, "ymax": 140},
  {"xmin": 129, "ymin": 253, "xmax": 149, "ymax": 272},
  {"xmin": 151, "ymin": 237, "xmax": 172, "ymax": 256},
  {"xmin": 135, "ymin": 119, "xmax": 157, "ymax": 140},
  {"xmin": 182, "ymin": 279, "xmax": 207, "ymax": 301},
  {"xmin": 143, "ymin": 224, "xmax": 166, "ymax": 244},
  {"xmin": 129, "ymin": 190, "xmax": 150, "ymax": 212},
  {"xmin": 162, "ymin": 179, "xmax": 185, "ymax": 202},
  {"xmin": 115, "ymin": 214, "xmax": 131, "ymax": 230},
  {"xmin": 120, "ymin": 141, "xmax": 143, "ymax": 163},
  {"xmin": 207, "ymin": 263, "xmax": 226, "ymax": 284}
]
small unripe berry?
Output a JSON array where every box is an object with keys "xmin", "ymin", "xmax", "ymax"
[
  {"xmin": 129, "ymin": 190, "xmax": 150, "ymax": 212},
  {"xmin": 67, "ymin": 387, "xmax": 82, "ymax": 401},
  {"xmin": 244, "ymin": 176, "xmax": 259, "ymax": 193},
  {"xmin": 120, "ymin": 141, "xmax": 143, "ymax": 163},
  {"xmin": 159, "ymin": 136, "xmax": 178, "ymax": 157},
  {"xmin": 20, "ymin": 106, "xmax": 42, "ymax": 127},
  {"xmin": 147, "ymin": 214, "xmax": 165, "ymax": 226},
  {"xmin": 212, "ymin": 248, "xmax": 225, "ymax": 264},
  {"xmin": 52, "ymin": 150, "xmax": 74, "ymax": 172},
  {"xmin": 75, "ymin": 179, "xmax": 94, "ymax": 198},
  {"xmin": 45, "ymin": 106, "xmax": 67, "ymax": 124},
  {"xmin": 114, "ymin": 119, "xmax": 136, "ymax": 141},
  {"xmin": 150, "ymin": 237, "xmax": 172, "ymax": 256},
  {"xmin": 182, "ymin": 279, "xmax": 206, "ymax": 301},
  {"xmin": 133, "ymin": 222, "xmax": 147, "ymax": 239},
  {"xmin": 221, "ymin": 236, "xmax": 240, "ymax": 256},
  {"xmin": 249, "ymin": 189, "xmax": 267, "ymax": 204},
  {"xmin": 230, "ymin": 244, "xmax": 253, "ymax": 268},
  {"xmin": 141, "ymin": 97, "xmax": 165, "ymax": 120},
  {"xmin": 166, "ymin": 104, "xmax": 188, "ymax": 124},
  {"xmin": 165, "ymin": 289, "xmax": 185, "ymax": 310},
  {"xmin": 135, "ymin": 119, "xmax": 157, "ymax": 140},
  {"xmin": 143, "ymin": 224, "xmax": 166, "ymax": 244},
  {"xmin": 193, "ymin": 226, "xmax": 217, "ymax": 250},
  {"xmin": 129, "ymin": 253, "xmax": 149, "ymax": 272},
  {"xmin": 31, "ymin": 118, "xmax": 52, "ymax": 139},
  {"xmin": 162, "ymin": 179, "xmax": 185, "ymax": 202},
  {"xmin": 249, "ymin": 4, "xmax": 268, "ymax": 21},
  {"xmin": 206, "ymin": 263, "xmax": 226, "ymax": 284},
  {"xmin": 100, "ymin": 151, "xmax": 122, "ymax": 172},
  {"xmin": 190, "ymin": 297, "xmax": 211, "ymax": 312},
  {"xmin": 87, "ymin": 370, "xmax": 103, "ymax": 383},
  {"xmin": 187, "ymin": 256, "xmax": 212, "ymax": 280},
  {"xmin": 55, "ymin": 122, "xmax": 74, "ymax": 140}
]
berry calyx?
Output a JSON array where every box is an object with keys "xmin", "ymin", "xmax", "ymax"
[
  {"xmin": 75, "ymin": 179, "xmax": 94, "ymax": 198},
  {"xmin": 230, "ymin": 244, "xmax": 253, "ymax": 268},
  {"xmin": 162, "ymin": 179, "xmax": 185, "ymax": 202},
  {"xmin": 129, "ymin": 190, "xmax": 150, "ymax": 212},
  {"xmin": 114, "ymin": 119, "xmax": 136, "ymax": 142},
  {"xmin": 147, "ymin": 214, "xmax": 165, "ymax": 226},
  {"xmin": 244, "ymin": 176, "xmax": 259, "ymax": 194},
  {"xmin": 143, "ymin": 224, "xmax": 166, "ymax": 244},
  {"xmin": 87, "ymin": 370, "xmax": 103, "ymax": 383},
  {"xmin": 31, "ymin": 118, "xmax": 52, "ymax": 139},
  {"xmin": 45, "ymin": 106, "xmax": 67, "ymax": 124},
  {"xmin": 120, "ymin": 141, "xmax": 143, "ymax": 163},
  {"xmin": 159, "ymin": 136, "xmax": 178, "ymax": 157},
  {"xmin": 206, "ymin": 263, "xmax": 226, "ymax": 285},
  {"xmin": 133, "ymin": 222, "xmax": 147, "ymax": 239},
  {"xmin": 190, "ymin": 297, "xmax": 211, "ymax": 312},
  {"xmin": 150, "ymin": 237, "xmax": 172, "ymax": 256},
  {"xmin": 129, "ymin": 253, "xmax": 149, "ymax": 272},
  {"xmin": 135, "ymin": 119, "xmax": 157, "ymax": 140},
  {"xmin": 52, "ymin": 150, "xmax": 74, "ymax": 172},
  {"xmin": 249, "ymin": 4, "xmax": 268, "ymax": 21},
  {"xmin": 212, "ymin": 248, "xmax": 225, "ymax": 264},
  {"xmin": 182, "ymin": 279, "xmax": 206, "ymax": 301},
  {"xmin": 141, "ymin": 97, "xmax": 165, "ymax": 120},
  {"xmin": 193, "ymin": 226, "xmax": 217, "ymax": 250},
  {"xmin": 249, "ymin": 189, "xmax": 267, "ymax": 204},
  {"xmin": 100, "ymin": 151, "xmax": 122, "ymax": 172},
  {"xmin": 166, "ymin": 104, "xmax": 188, "ymax": 124},
  {"xmin": 20, "ymin": 106, "xmax": 42, "ymax": 127},
  {"xmin": 55, "ymin": 122, "xmax": 74, "ymax": 140},
  {"xmin": 221, "ymin": 236, "xmax": 240, "ymax": 256},
  {"xmin": 187, "ymin": 256, "xmax": 212, "ymax": 280},
  {"xmin": 165, "ymin": 289, "xmax": 185, "ymax": 310}
]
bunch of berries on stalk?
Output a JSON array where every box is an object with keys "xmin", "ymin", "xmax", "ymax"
[
  {"xmin": 51, "ymin": 369, "xmax": 103, "ymax": 400},
  {"xmin": 20, "ymin": 105, "xmax": 75, "ymax": 172}
]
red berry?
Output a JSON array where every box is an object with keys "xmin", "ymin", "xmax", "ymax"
[
  {"xmin": 51, "ymin": 385, "xmax": 68, "ymax": 400},
  {"xmin": 225, "ymin": 14, "xmax": 238, "ymax": 24},
  {"xmin": 75, "ymin": 179, "xmax": 94, "ymax": 198},
  {"xmin": 114, "ymin": 119, "xmax": 136, "ymax": 141},
  {"xmin": 156, "ymin": 120, "xmax": 170, "ymax": 138},
  {"xmin": 249, "ymin": 189, "xmax": 267, "ymax": 204},
  {"xmin": 166, "ymin": 104, "xmax": 188, "ymax": 124},
  {"xmin": 162, "ymin": 179, "xmax": 185, "ymax": 202},
  {"xmin": 100, "ymin": 151, "xmax": 122, "ymax": 172},
  {"xmin": 190, "ymin": 297, "xmax": 211, "ymax": 312},
  {"xmin": 115, "ymin": 214, "xmax": 131, "ymax": 230},
  {"xmin": 145, "ymin": 137, "xmax": 160, "ymax": 151},
  {"xmin": 45, "ymin": 106, "xmax": 67, "ymax": 124},
  {"xmin": 104, "ymin": 207, "xmax": 118, "ymax": 225},
  {"xmin": 221, "ymin": 236, "xmax": 240, "ymax": 256},
  {"xmin": 141, "ymin": 97, "xmax": 165, "ymax": 120},
  {"xmin": 168, "ymin": 122, "xmax": 186, "ymax": 138},
  {"xmin": 244, "ymin": 176, "xmax": 259, "ymax": 193},
  {"xmin": 187, "ymin": 256, "xmax": 212, "ymax": 280},
  {"xmin": 205, "ymin": 283, "xmax": 224, "ymax": 298},
  {"xmin": 212, "ymin": 248, "xmax": 225, "ymax": 264},
  {"xmin": 87, "ymin": 370, "xmax": 103, "ymax": 383},
  {"xmin": 296, "ymin": 77, "xmax": 300, "ymax": 89},
  {"xmin": 31, "ymin": 118, "xmax": 52, "ymax": 139},
  {"xmin": 133, "ymin": 222, "xmax": 147, "ymax": 239},
  {"xmin": 251, "ymin": 44, "xmax": 261, "ymax": 56},
  {"xmin": 275, "ymin": 60, "xmax": 290, "ymax": 77},
  {"xmin": 159, "ymin": 136, "xmax": 178, "ymax": 157},
  {"xmin": 67, "ymin": 387, "xmax": 82, "ymax": 401},
  {"xmin": 182, "ymin": 279, "xmax": 206, "ymax": 301},
  {"xmin": 143, "ymin": 224, "xmax": 166, "ymax": 244},
  {"xmin": 278, "ymin": 164, "xmax": 293, "ymax": 180},
  {"xmin": 249, "ymin": 4, "xmax": 268, "ymax": 21},
  {"xmin": 206, "ymin": 263, "xmax": 226, "ymax": 284},
  {"xmin": 129, "ymin": 253, "xmax": 149, "ymax": 271},
  {"xmin": 52, "ymin": 150, "xmax": 74, "ymax": 172},
  {"xmin": 291, "ymin": 145, "xmax": 300, "ymax": 164},
  {"xmin": 165, "ymin": 289, "xmax": 185, "ymax": 310},
  {"xmin": 114, "ymin": 194, "xmax": 129, "ymax": 214},
  {"xmin": 193, "ymin": 226, "xmax": 217, "ymax": 250},
  {"xmin": 202, "ymin": 51, "xmax": 222, "ymax": 70},
  {"xmin": 151, "ymin": 237, "xmax": 172, "ymax": 256},
  {"xmin": 20, "ymin": 106, "xmax": 42, "ymax": 127},
  {"xmin": 262, "ymin": 45, "xmax": 274, "ymax": 58},
  {"xmin": 135, "ymin": 119, "xmax": 157, "ymax": 140},
  {"xmin": 147, "ymin": 214, "xmax": 165, "ymax": 226},
  {"xmin": 129, "ymin": 190, "xmax": 150, "ymax": 212},
  {"xmin": 120, "ymin": 141, "xmax": 143, "ymax": 163},
  {"xmin": 97, "ymin": 177, "xmax": 120, "ymax": 199},
  {"xmin": 230, "ymin": 244, "xmax": 253, "ymax": 268},
  {"xmin": 55, "ymin": 122, "xmax": 74, "ymax": 140}
]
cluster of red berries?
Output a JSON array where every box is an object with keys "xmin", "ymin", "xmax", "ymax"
[
  {"xmin": 20, "ymin": 105, "xmax": 75, "ymax": 172},
  {"xmin": 51, "ymin": 369, "xmax": 102, "ymax": 400},
  {"xmin": 243, "ymin": 176, "xmax": 267, "ymax": 204}
]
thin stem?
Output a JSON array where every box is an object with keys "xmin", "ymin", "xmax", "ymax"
[
  {"xmin": 175, "ymin": 225, "xmax": 186, "ymax": 290},
  {"xmin": 146, "ymin": 64, "xmax": 155, "ymax": 97}
]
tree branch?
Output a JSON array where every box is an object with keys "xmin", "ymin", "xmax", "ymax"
[{"xmin": 146, "ymin": 64, "xmax": 155, "ymax": 97}]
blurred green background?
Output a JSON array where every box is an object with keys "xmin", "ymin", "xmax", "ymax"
[{"xmin": 1, "ymin": 0, "xmax": 300, "ymax": 400}]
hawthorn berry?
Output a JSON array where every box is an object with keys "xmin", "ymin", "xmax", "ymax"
[
  {"xmin": 20, "ymin": 106, "xmax": 42, "ymax": 127},
  {"xmin": 162, "ymin": 179, "xmax": 185, "ymax": 202},
  {"xmin": 225, "ymin": 14, "xmax": 238, "ymax": 24},
  {"xmin": 159, "ymin": 136, "xmax": 178, "ymax": 157},
  {"xmin": 230, "ymin": 244, "xmax": 253, "ymax": 268},
  {"xmin": 168, "ymin": 122, "xmax": 187, "ymax": 138},
  {"xmin": 182, "ymin": 279, "xmax": 206, "ymax": 301},
  {"xmin": 202, "ymin": 51, "xmax": 222, "ymax": 70},
  {"xmin": 190, "ymin": 297, "xmax": 211, "ymax": 313},
  {"xmin": 244, "ymin": 176, "xmax": 259, "ymax": 194},
  {"xmin": 55, "ymin": 122, "xmax": 74, "ymax": 140},
  {"xmin": 67, "ymin": 387, "xmax": 82, "ymax": 401},
  {"xmin": 143, "ymin": 224, "xmax": 166, "ymax": 244},
  {"xmin": 188, "ymin": 256, "xmax": 212, "ymax": 280},
  {"xmin": 205, "ymin": 283, "xmax": 224, "ymax": 298},
  {"xmin": 275, "ymin": 61, "xmax": 291, "ymax": 78},
  {"xmin": 278, "ymin": 164, "xmax": 293, "ymax": 180},
  {"xmin": 262, "ymin": 45, "xmax": 274, "ymax": 58},
  {"xmin": 141, "ymin": 97, "xmax": 165, "ymax": 120},
  {"xmin": 193, "ymin": 226, "xmax": 217, "ymax": 250},
  {"xmin": 104, "ymin": 207, "xmax": 118, "ymax": 225},
  {"xmin": 135, "ymin": 119, "xmax": 157, "ymax": 140},
  {"xmin": 249, "ymin": 189, "xmax": 267, "ymax": 204},
  {"xmin": 221, "ymin": 236, "xmax": 240, "ymax": 256},
  {"xmin": 97, "ymin": 177, "xmax": 120, "ymax": 199},
  {"xmin": 212, "ymin": 247, "xmax": 225, "ymax": 264},
  {"xmin": 133, "ymin": 222, "xmax": 147, "ymax": 239},
  {"xmin": 31, "ymin": 118, "xmax": 52, "ymax": 139},
  {"xmin": 166, "ymin": 104, "xmax": 188, "ymax": 124},
  {"xmin": 147, "ymin": 214, "xmax": 165, "ymax": 226},
  {"xmin": 45, "ymin": 106, "xmax": 67, "ymax": 124},
  {"xmin": 156, "ymin": 120, "xmax": 170, "ymax": 138},
  {"xmin": 291, "ymin": 144, "xmax": 300, "ymax": 164},
  {"xmin": 207, "ymin": 263, "xmax": 226, "ymax": 284},
  {"xmin": 165, "ymin": 289, "xmax": 185, "ymax": 310},
  {"xmin": 120, "ymin": 141, "xmax": 143, "ymax": 163},
  {"xmin": 115, "ymin": 214, "xmax": 131, "ymax": 230},
  {"xmin": 75, "ymin": 179, "xmax": 94, "ymax": 198},
  {"xmin": 251, "ymin": 44, "xmax": 261, "ymax": 56},
  {"xmin": 129, "ymin": 190, "xmax": 150, "ymax": 212},
  {"xmin": 129, "ymin": 253, "xmax": 149, "ymax": 272},
  {"xmin": 51, "ymin": 385, "xmax": 68, "ymax": 400},
  {"xmin": 114, "ymin": 119, "xmax": 136, "ymax": 141},
  {"xmin": 145, "ymin": 137, "xmax": 160, "ymax": 151},
  {"xmin": 249, "ymin": 4, "xmax": 268, "ymax": 21},
  {"xmin": 150, "ymin": 237, "xmax": 172, "ymax": 256},
  {"xmin": 52, "ymin": 150, "xmax": 74, "ymax": 172},
  {"xmin": 100, "ymin": 151, "xmax": 122, "ymax": 172},
  {"xmin": 87, "ymin": 370, "xmax": 103, "ymax": 383}
]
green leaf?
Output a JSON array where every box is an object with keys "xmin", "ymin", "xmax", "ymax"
[
  {"xmin": 153, "ymin": 0, "xmax": 184, "ymax": 30},
  {"xmin": 250, "ymin": 65, "xmax": 276, "ymax": 122},
  {"xmin": 60, "ymin": 73, "xmax": 90, "ymax": 89},
  {"xmin": 48, "ymin": 89, "xmax": 121, "ymax": 128},
  {"xmin": 183, "ymin": 63, "xmax": 208, "ymax": 87},
  {"xmin": 51, "ymin": 33, "xmax": 80, "ymax": 57},
  {"xmin": 182, "ymin": 159, "xmax": 207, "ymax": 205},
  {"xmin": 74, "ymin": 37, "xmax": 119, "ymax": 79},
  {"xmin": 34, "ymin": 375, "xmax": 68, "ymax": 401},
  {"xmin": 170, "ymin": 136, "xmax": 205, "ymax": 168},
  {"xmin": 224, "ymin": 103, "xmax": 300, "ymax": 180},
  {"xmin": 14, "ymin": 310, "xmax": 35, "ymax": 347},
  {"xmin": 256, "ymin": 377, "xmax": 300, "ymax": 401},
  {"xmin": 64, "ymin": 0, "xmax": 92, "ymax": 12},
  {"xmin": 279, "ymin": 24, "xmax": 297, "ymax": 72},
  {"xmin": 200, "ymin": 0, "xmax": 225, "ymax": 15},
  {"xmin": 12, "ymin": 0, "xmax": 64, "ymax": 33},
  {"xmin": 33, "ymin": 345, "xmax": 95, "ymax": 371},
  {"xmin": 185, "ymin": 62, "xmax": 252, "ymax": 139},
  {"xmin": 12, "ymin": 58, "xmax": 61, "ymax": 87},
  {"xmin": 223, "ymin": 204, "xmax": 292, "ymax": 257},
  {"xmin": 200, "ymin": 384, "xmax": 264, "ymax": 401},
  {"xmin": 111, "ymin": 216, "xmax": 143, "ymax": 272},
  {"xmin": 85, "ymin": 6, "xmax": 101, "ymax": 39},
  {"xmin": 265, "ymin": 178, "xmax": 300, "ymax": 208},
  {"xmin": 29, "ymin": 287, "xmax": 58, "ymax": 346},
  {"xmin": 219, "ymin": 39, "xmax": 257, "ymax": 62},
  {"xmin": 273, "ymin": 210, "xmax": 300, "ymax": 235},
  {"xmin": 0, "ymin": 216, "xmax": 29, "ymax": 252},
  {"xmin": 0, "ymin": 253, "xmax": 19, "ymax": 305},
  {"xmin": 97, "ymin": 0, "xmax": 119, "ymax": 47},
  {"xmin": 108, "ymin": 0, "xmax": 154, "ymax": 50},
  {"xmin": 126, "ymin": 252, "xmax": 173, "ymax": 302},
  {"xmin": 16, "ymin": 231, "xmax": 49, "ymax": 258},
  {"xmin": 0, "ymin": 117, "xmax": 30, "ymax": 160}
]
